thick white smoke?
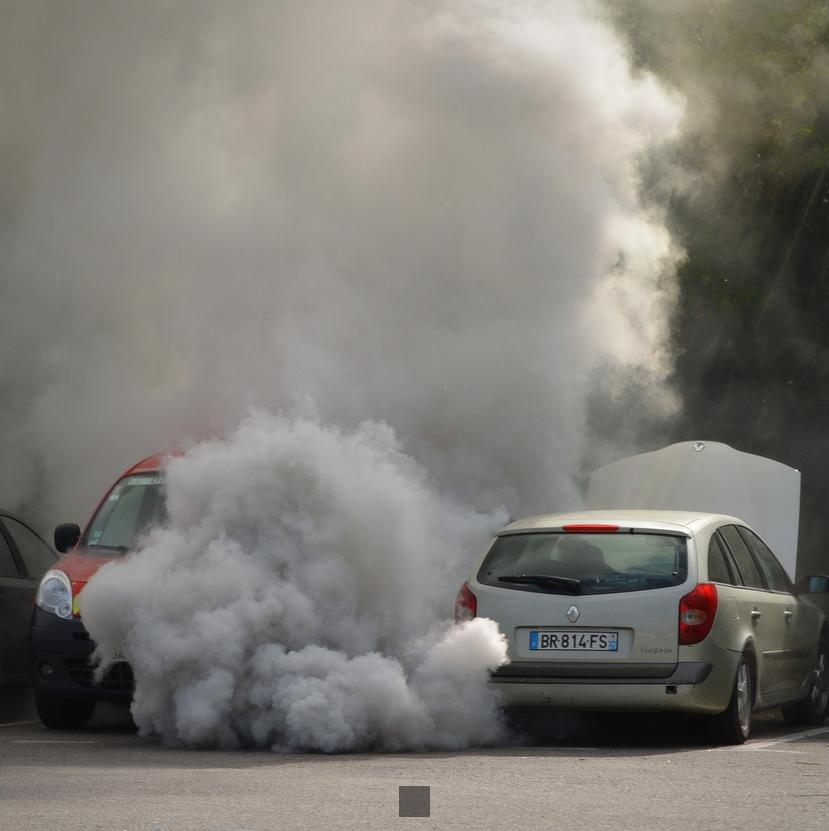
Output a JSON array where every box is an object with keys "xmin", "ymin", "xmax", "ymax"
[
  {"xmin": 81, "ymin": 413, "xmax": 509, "ymax": 751},
  {"xmin": 1, "ymin": 0, "xmax": 681, "ymax": 522},
  {"xmin": 3, "ymin": 1, "xmax": 684, "ymax": 750}
]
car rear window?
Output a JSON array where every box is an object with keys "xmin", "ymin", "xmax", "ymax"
[{"xmin": 477, "ymin": 532, "xmax": 688, "ymax": 595}]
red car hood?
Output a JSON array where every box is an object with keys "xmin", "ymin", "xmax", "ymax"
[{"xmin": 55, "ymin": 549, "xmax": 119, "ymax": 617}]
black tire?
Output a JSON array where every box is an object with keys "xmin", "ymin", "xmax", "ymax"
[
  {"xmin": 782, "ymin": 636, "xmax": 829, "ymax": 726},
  {"xmin": 34, "ymin": 692, "xmax": 94, "ymax": 730},
  {"xmin": 709, "ymin": 655, "xmax": 752, "ymax": 745}
]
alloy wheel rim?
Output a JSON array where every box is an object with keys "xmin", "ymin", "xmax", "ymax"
[
  {"xmin": 736, "ymin": 663, "xmax": 750, "ymax": 735},
  {"xmin": 809, "ymin": 647, "xmax": 828, "ymax": 713}
]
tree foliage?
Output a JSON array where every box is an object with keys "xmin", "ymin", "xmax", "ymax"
[{"xmin": 604, "ymin": 0, "xmax": 829, "ymax": 573}]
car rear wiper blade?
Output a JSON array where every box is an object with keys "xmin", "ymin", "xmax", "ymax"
[
  {"xmin": 87, "ymin": 543, "xmax": 130, "ymax": 553},
  {"xmin": 498, "ymin": 574, "xmax": 582, "ymax": 594},
  {"xmin": 639, "ymin": 576, "xmax": 676, "ymax": 587}
]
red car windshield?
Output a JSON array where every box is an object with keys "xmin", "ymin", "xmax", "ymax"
[{"xmin": 84, "ymin": 474, "xmax": 167, "ymax": 554}]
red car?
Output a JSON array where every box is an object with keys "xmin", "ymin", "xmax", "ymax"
[{"xmin": 30, "ymin": 454, "xmax": 167, "ymax": 728}]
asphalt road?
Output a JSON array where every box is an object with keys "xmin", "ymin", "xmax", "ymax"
[{"xmin": 2, "ymin": 690, "xmax": 828, "ymax": 831}]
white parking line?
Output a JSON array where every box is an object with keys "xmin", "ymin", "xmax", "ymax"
[{"xmin": 709, "ymin": 726, "xmax": 829, "ymax": 751}]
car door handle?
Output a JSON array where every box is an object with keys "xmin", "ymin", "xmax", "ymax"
[
  {"xmin": 784, "ymin": 609, "xmax": 794, "ymax": 623},
  {"xmin": 751, "ymin": 609, "xmax": 762, "ymax": 623}
]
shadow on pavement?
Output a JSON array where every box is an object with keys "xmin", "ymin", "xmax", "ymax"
[
  {"xmin": 0, "ymin": 686, "xmax": 135, "ymax": 731},
  {"xmin": 0, "ymin": 686, "xmax": 35, "ymax": 723},
  {"xmin": 487, "ymin": 706, "xmax": 807, "ymax": 756},
  {"xmin": 86, "ymin": 701, "xmax": 137, "ymax": 731},
  {"xmin": 3, "ymin": 688, "xmax": 820, "ymax": 763}
]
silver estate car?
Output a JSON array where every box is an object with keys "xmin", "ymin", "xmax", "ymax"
[{"xmin": 456, "ymin": 510, "xmax": 829, "ymax": 744}]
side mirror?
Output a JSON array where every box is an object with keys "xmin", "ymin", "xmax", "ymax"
[
  {"xmin": 797, "ymin": 574, "xmax": 829, "ymax": 595},
  {"xmin": 54, "ymin": 523, "xmax": 81, "ymax": 554}
]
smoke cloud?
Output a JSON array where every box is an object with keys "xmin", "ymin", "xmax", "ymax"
[
  {"xmin": 4, "ymin": 1, "xmax": 683, "ymax": 749},
  {"xmin": 81, "ymin": 414, "xmax": 508, "ymax": 751},
  {"xmin": 1, "ymin": 0, "xmax": 681, "ymax": 523}
]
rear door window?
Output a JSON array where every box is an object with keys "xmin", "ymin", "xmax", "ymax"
[
  {"xmin": 737, "ymin": 526, "xmax": 791, "ymax": 593},
  {"xmin": 477, "ymin": 531, "xmax": 688, "ymax": 595},
  {"xmin": 0, "ymin": 528, "xmax": 21, "ymax": 578},
  {"xmin": 719, "ymin": 525, "xmax": 766, "ymax": 589},
  {"xmin": 3, "ymin": 518, "xmax": 56, "ymax": 579},
  {"xmin": 707, "ymin": 532, "xmax": 736, "ymax": 584}
]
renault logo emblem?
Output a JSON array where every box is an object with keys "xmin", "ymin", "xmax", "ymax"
[{"xmin": 566, "ymin": 605, "xmax": 580, "ymax": 623}]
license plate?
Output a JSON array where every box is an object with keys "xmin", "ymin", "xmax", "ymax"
[{"xmin": 529, "ymin": 630, "xmax": 618, "ymax": 651}]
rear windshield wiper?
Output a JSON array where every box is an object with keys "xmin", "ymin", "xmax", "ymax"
[
  {"xmin": 87, "ymin": 543, "xmax": 130, "ymax": 553},
  {"xmin": 498, "ymin": 574, "xmax": 582, "ymax": 594},
  {"xmin": 639, "ymin": 576, "xmax": 677, "ymax": 588}
]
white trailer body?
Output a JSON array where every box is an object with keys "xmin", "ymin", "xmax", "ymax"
[{"xmin": 585, "ymin": 441, "xmax": 801, "ymax": 580}]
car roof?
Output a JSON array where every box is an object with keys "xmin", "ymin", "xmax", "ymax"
[
  {"xmin": 499, "ymin": 509, "xmax": 744, "ymax": 536},
  {"xmin": 121, "ymin": 453, "xmax": 168, "ymax": 476}
]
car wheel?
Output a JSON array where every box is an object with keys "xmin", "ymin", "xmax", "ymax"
[
  {"xmin": 710, "ymin": 655, "xmax": 752, "ymax": 745},
  {"xmin": 782, "ymin": 636, "xmax": 829, "ymax": 726},
  {"xmin": 34, "ymin": 692, "xmax": 94, "ymax": 730}
]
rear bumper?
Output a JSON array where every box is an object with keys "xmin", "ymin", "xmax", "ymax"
[
  {"xmin": 492, "ymin": 661, "xmax": 712, "ymax": 684},
  {"xmin": 490, "ymin": 653, "xmax": 740, "ymax": 714},
  {"xmin": 29, "ymin": 608, "xmax": 133, "ymax": 702}
]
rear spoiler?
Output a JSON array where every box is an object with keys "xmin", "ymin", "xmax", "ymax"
[{"xmin": 498, "ymin": 526, "xmax": 691, "ymax": 538}]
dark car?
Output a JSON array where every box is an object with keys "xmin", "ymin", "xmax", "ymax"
[
  {"xmin": 30, "ymin": 454, "xmax": 166, "ymax": 729},
  {"xmin": 0, "ymin": 511, "xmax": 57, "ymax": 686}
]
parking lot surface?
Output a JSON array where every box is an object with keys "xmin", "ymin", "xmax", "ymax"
[{"xmin": 2, "ymin": 692, "xmax": 828, "ymax": 831}]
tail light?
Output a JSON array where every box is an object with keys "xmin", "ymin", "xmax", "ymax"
[
  {"xmin": 679, "ymin": 583, "xmax": 718, "ymax": 645},
  {"xmin": 454, "ymin": 581, "xmax": 477, "ymax": 623}
]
